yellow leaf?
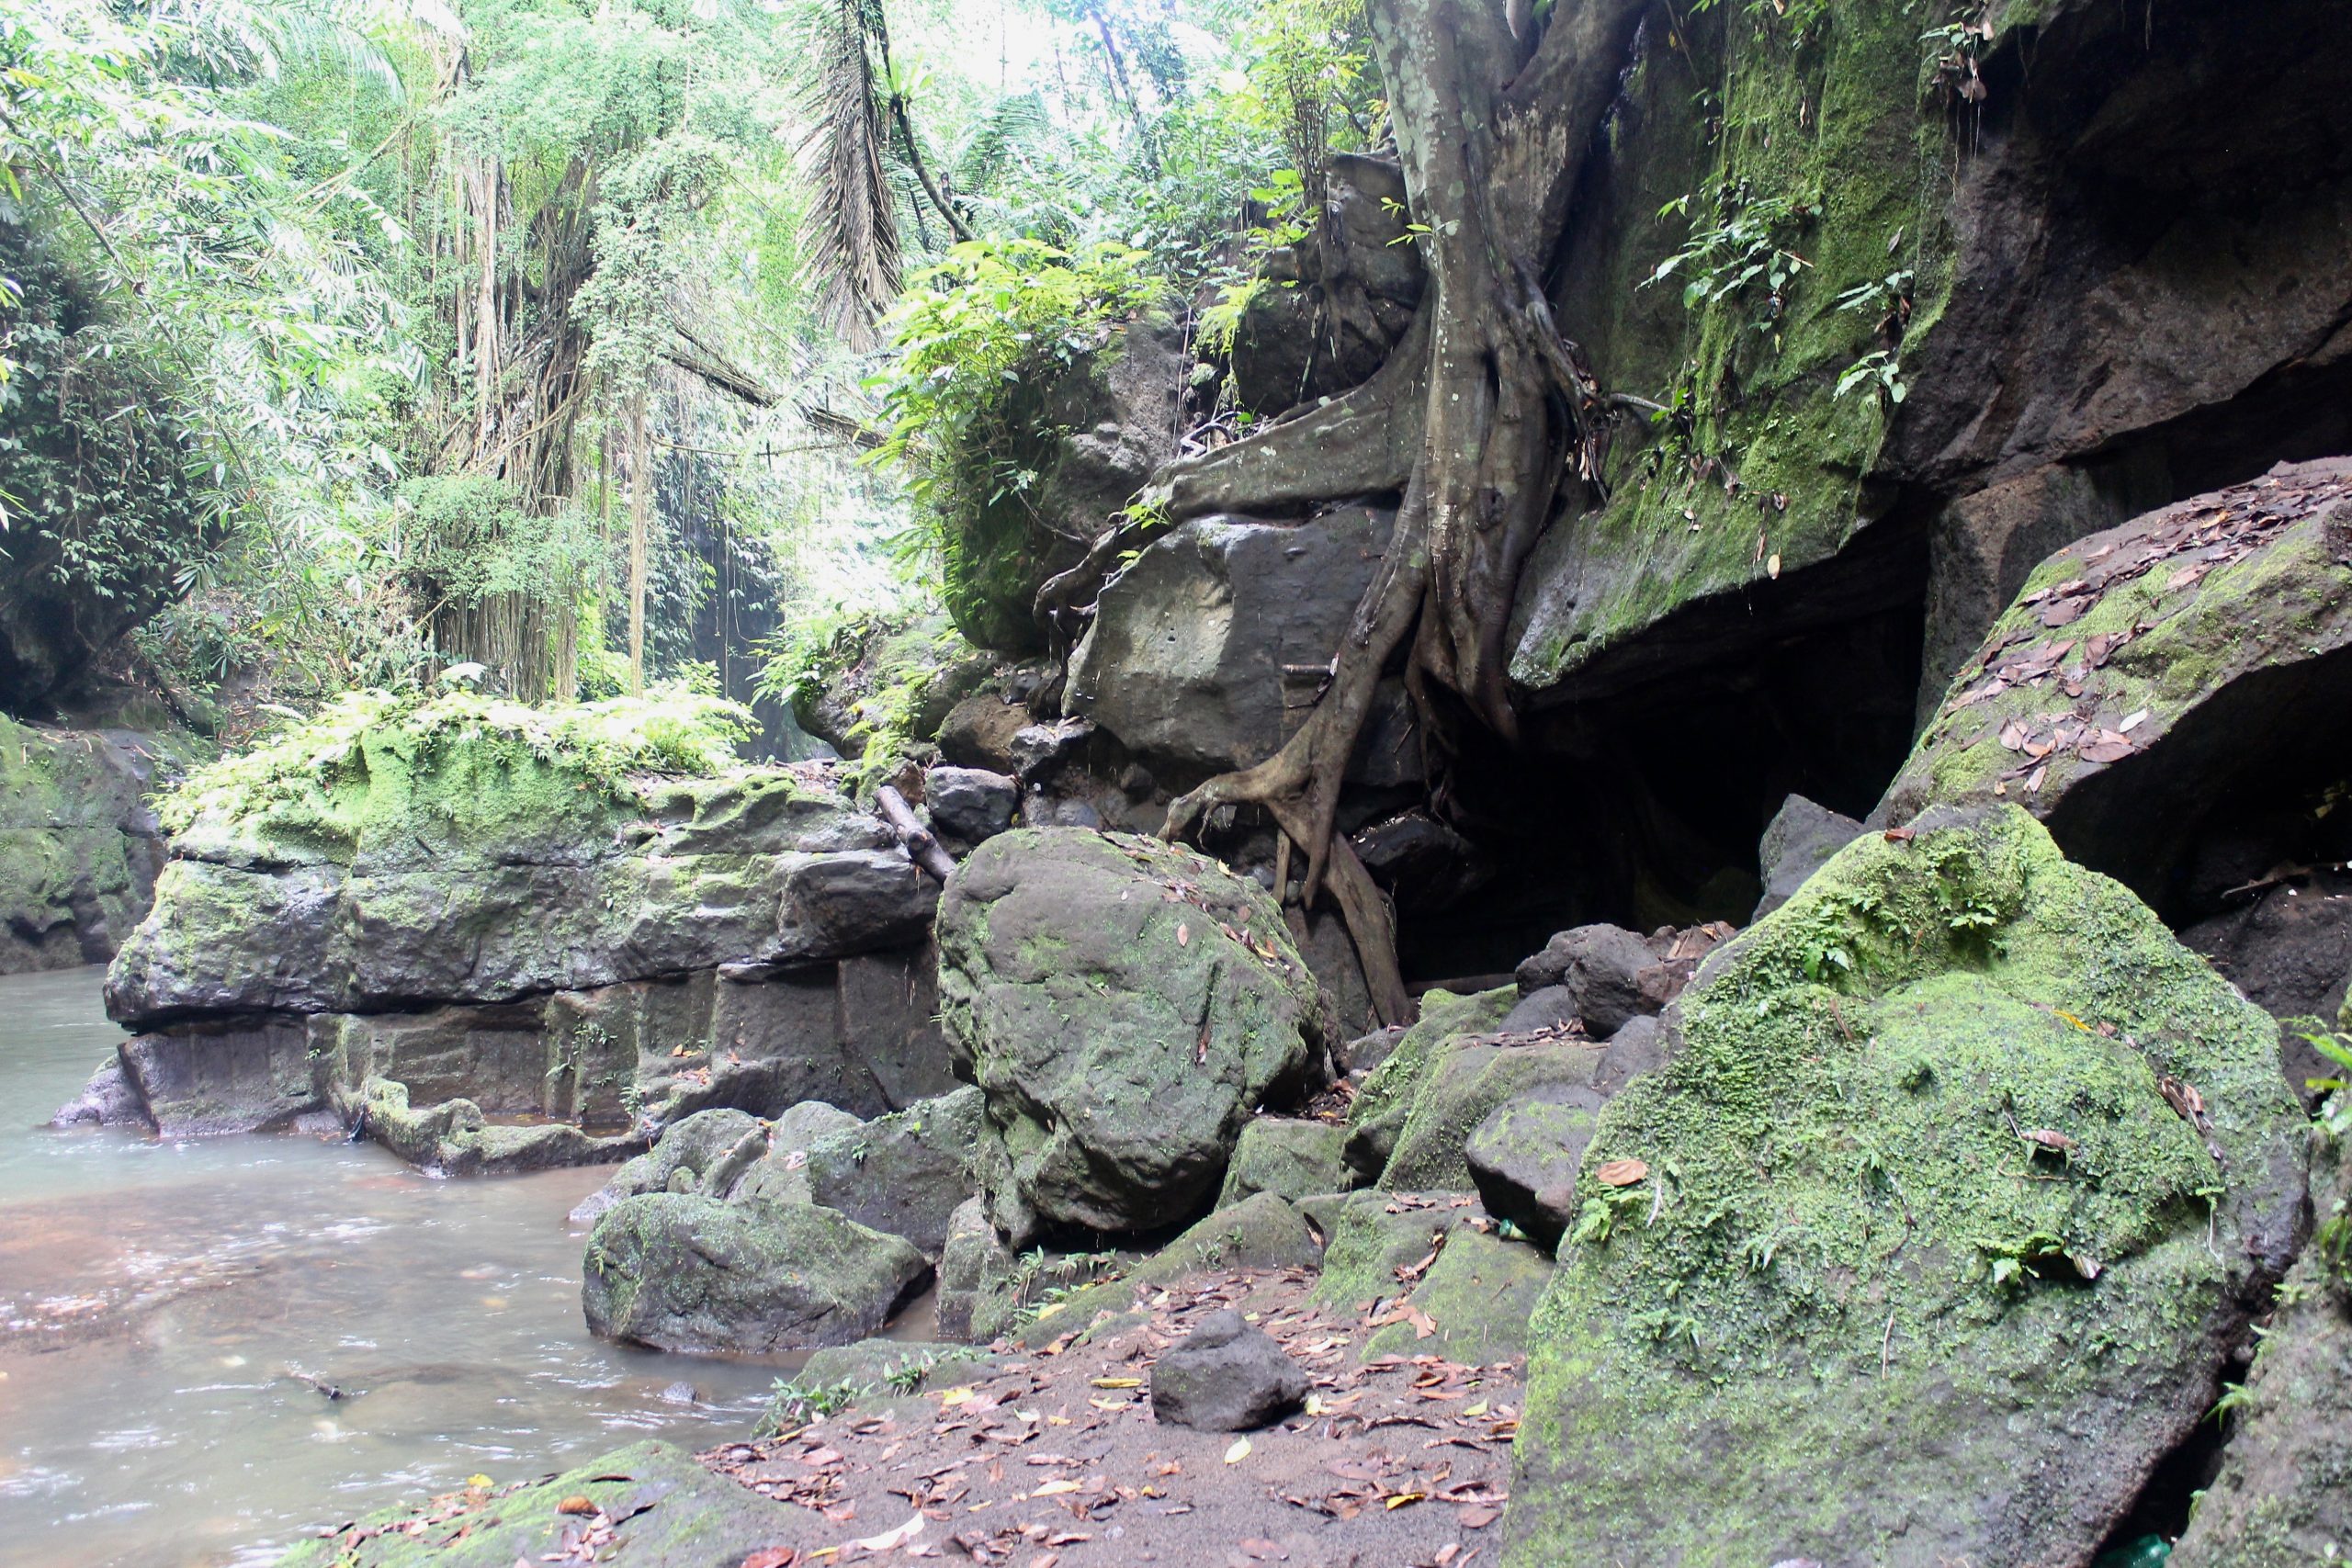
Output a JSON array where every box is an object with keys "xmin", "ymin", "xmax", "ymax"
[
  {"xmin": 1767, "ymin": 552, "xmax": 1781, "ymax": 580},
  {"xmin": 1224, "ymin": 1438, "xmax": 1251, "ymax": 1464},
  {"xmin": 465, "ymin": 1474, "xmax": 494, "ymax": 1490},
  {"xmin": 1088, "ymin": 1397, "xmax": 1130, "ymax": 1411},
  {"xmin": 1033, "ymin": 1479, "xmax": 1081, "ymax": 1496},
  {"xmin": 1090, "ymin": 1377, "xmax": 1142, "ymax": 1389},
  {"xmin": 1385, "ymin": 1491, "xmax": 1427, "ymax": 1510},
  {"xmin": 1463, "ymin": 1402, "xmax": 1487, "ymax": 1418},
  {"xmin": 937, "ymin": 1385, "xmax": 975, "ymax": 1406}
]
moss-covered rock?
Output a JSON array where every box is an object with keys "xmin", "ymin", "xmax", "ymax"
[
  {"xmin": 1315, "ymin": 1192, "xmax": 1467, "ymax": 1313},
  {"xmin": 1881, "ymin": 461, "xmax": 2352, "ymax": 907},
  {"xmin": 1464, "ymin": 1089, "xmax": 1607, "ymax": 1252},
  {"xmin": 1216, "ymin": 1116, "xmax": 1352, "ymax": 1208},
  {"xmin": 0, "ymin": 716, "xmax": 175, "ymax": 974},
  {"xmin": 1363, "ymin": 1227, "xmax": 1553, "ymax": 1364},
  {"xmin": 801, "ymin": 1086, "xmax": 985, "ymax": 1255},
  {"xmin": 1380, "ymin": 1038, "xmax": 1611, "ymax": 1194},
  {"xmin": 272, "ymin": 1438, "xmax": 791, "ymax": 1568},
  {"xmin": 2168, "ymin": 1122, "xmax": 2352, "ymax": 1568},
  {"xmin": 781, "ymin": 608, "xmax": 1001, "ymax": 795},
  {"xmin": 1503, "ymin": 805, "xmax": 2309, "ymax": 1567},
  {"xmin": 1341, "ymin": 986, "xmax": 1517, "ymax": 1185},
  {"xmin": 582, "ymin": 1193, "xmax": 928, "ymax": 1353},
  {"xmin": 935, "ymin": 828, "xmax": 1329, "ymax": 1239}
]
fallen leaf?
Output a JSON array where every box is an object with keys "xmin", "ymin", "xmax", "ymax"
[
  {"xmin": 1385, "ymin": 1491, "xmax": 1427, "ymax": 1510},
  {"xmin": 742, "ymin": 1549, "xmax": 799, "ymax": 1568},
  {"xmin": 1766, "ymin": 552, "xmax": 1781, "ymax": 580},
  {"xmin": 1224, "ymin": 1438, "xmax": 1252, "ymax": 1465},
  {"xmin": 1459, "ymin": 1505, "xmax": 1501, "ymax": 1529},
  {"xmin": 852, "ymin": 1514, "xmax": 925, "ymax": 1551},
  {"xmin": 1883, "ymin": 828, "xmax": 1916, "ymax": 843},
  {"xmin": 1177, "ymin": 923, "xmax": 1191, "ymax": 947},
  {"xmin": 1089, "ymin": 1377, "xmax": 1141, "ymax": 1390},
  {"xmin": 1032, "ymin": 1479, "xmax": 1081, "ymax": 1496},
  {"xmin": 555, "ymin": 1496, "xmax": 598, "ymax": 1517},
  {"xmin": 1593, "ymin": 1158, "xmax": 1649, "ymax": 1187}
]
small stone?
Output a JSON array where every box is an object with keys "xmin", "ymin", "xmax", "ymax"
[
  {"xmin": 924, "ymin": 766, "xmax": 1018, "ymax": 846},
  {"xmin": 1149, "ymin": 1310, "xmax": 1307, "ymax": 1431}
]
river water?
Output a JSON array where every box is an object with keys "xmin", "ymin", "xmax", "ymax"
[{"xmin": 0, "ymin": 968, "xmax": 787, "ymax": 1568}]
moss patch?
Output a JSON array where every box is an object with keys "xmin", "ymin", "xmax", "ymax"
[{"xmin": 1503, "ymin": 806, "xmax": 2307, "ymax": 1566}]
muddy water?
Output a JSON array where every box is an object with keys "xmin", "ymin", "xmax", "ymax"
[{"xmin": 0, "ymin": 969, "xmax": 786, "ymax": 1568}]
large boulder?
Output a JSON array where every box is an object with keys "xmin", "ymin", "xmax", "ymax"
[
  {"xmin": 1216, "ymin": 1115, "xmax": 1351, "ymax": 1208},
  {"xmin": 1504, "ymin": 807, "xmax": 2309, "ymax": 1567},
  {"xmin": 1064, "ymin": 504, "xmax": 1419, "ymax": 786},
  {"xmin": 1341, "ymin": 986, "xmax": 1518, "ymax": 1185},
  {"xmin": 1149, "ymin": 1309, "xmax": 1308, "ymax": 1431},
  {"xmin": 582, "ymin": 1193, "xmax": 927, "ymax": 1353},
  {"xmin": 1753, "ymin": 794, "xmax": 1865, "ymax": 919},
  {"xmin": 934, "ymin": 828, "xmax": 1329, "ymax": 1239},
  {"xmin": 1881, "ymin": 459, "xmax": 2352, "ymax": 911}
]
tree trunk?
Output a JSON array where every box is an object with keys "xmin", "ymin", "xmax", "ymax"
[{"xmin": 1159, "ymin": 0, "xmax": 1653, "ymax": 1021}]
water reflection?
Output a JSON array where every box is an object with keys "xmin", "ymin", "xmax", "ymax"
[{"xmin": 0, "ymin": 968, "xmax": 786, "ymax": 1568}]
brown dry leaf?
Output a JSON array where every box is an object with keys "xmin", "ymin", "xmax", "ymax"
[
  {"xmin": 741, "ymin": 1550, "xmax": 798, "ymax": 1568},
  {"xmin": 554, "ymin": 1496, "xmax": 598, "ymax": 1517},
  {"xmin": 1593, "ymin": 1158, "xmax": 1649, "ymax": 1188},
  {"xmin": 2079, "ymin": 737, "xmax": 2134, "ymax": 764},
  {"xmin": 1176, "ymin": 923, "xmax": 1191, "ymax": 947},
  {"xmin": 1459, "ymin": 1505, "xmax": 1501, "ymax": 1529},
  {"xmin": 1883, "ymin": 828, "xmax": 1917, "ymax": 843}
]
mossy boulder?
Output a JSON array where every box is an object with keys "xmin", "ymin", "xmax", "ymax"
[
  {"xmin": 935, "ymin": 828, "xmax": 1329, "ymax": 1239},
  {"xmin": 1881, "ymin": 460, "xmax": 2352, "ymax": 909},
  {"xmin": 582, "ymin": 1193, "xmax": 928, "ymax": 1353},
  {"xmin": 1379, "ymin": 1038, "xmax": 1611, "ymax": 1194},
  {"xmin": 272, "ymin": 1438, "xmax": 792, "ymax": 1568},
  {"xmin": 1216, "ymin": 1116, "xmax": 1352, "ymax": 1208},
  {"xmin": 2168, "ymin": 1122, "xmax": 2352, "ymax": 1568},
  {"xmin": 1341, "ymin": 986, "xmax": 1518, "ymax": 1185},
  {"xmin": 801, "ymin": 1085, "xmax": 986, "ymax": 1255},
  {"xmin": 1503, "ymin": 806, "xmax": 2309, "ymax": 1568},
  {"xmin": 783, "ymin": 609, "xmax": 1001, "ymax": 794},
  {"xmin": 1464, "ymin": 1089, "xmax": 1608, "ymax": 1252}
]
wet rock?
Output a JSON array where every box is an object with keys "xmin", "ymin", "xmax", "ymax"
[
  {"xmin": 1149, "ymin": 1310, "xmax": 1307, "ymax": 1432},
  {"xmin": 583, "ymin": 1193, "xmax": 928, "ymax": 1354},
  {"xmin": 356, "ymin": 1077, "xmax": 638, "ymax": 1177},
  {"xmin": 2182, "ymin": 874, "xmax": 2352, "ymax": 1100},
  {"xmin": 1464, "ymin": 1087, "xmax": 1607, "ymax": 1251},
  {"xmin": 0, "ymin": 716, "xmax": 173, "ymax": 975},
  {"xmin": 924, "ymin": 766, "xmax": 1018, "ymax": 847},
  {"xmin": 1506, "ymin": 806, "xmax": 2310, "ymax": 1567},
  {"xmin": 1216, "ymin": 1117, "xmax": 1351, "ymax": 1208},
  {"xmin": 1594, "ymin": 1013, "xmax": 1668, "ymax": 1094},
  {"xmin": 1753, "ymin": 794, "xmax": 1864, "ymax": 919},
  {"xmin": 936, "ymin": 829, "xmax": 1327, "ymax": 1238},
  {"xmin": 1498, "ymin": 986, "xmax": 1581, "ymax": 1034},
  {"xmin": 934, "ymin": 692, "xmax": 1030, "ymax": 774},
  {"xmin": 801, "ymin": 1086, "xmax": 985, "ymax": 1255},
  {"xmin": 49, "ymin": 1059, "xmax": 144, "ymax": 1128},
  {"xmin": 1314, "ymin": 1191, "xmax": 1468, "ymax": 1310},
  {"xmin": 1352, "ymin": 810, "xmax": 1493, "ymax": 913},
  {"xmin": 2168, "ymin": 1125, "xmax": 2352, "ymax": 1567},
  {"xmin": 933, "ymin": 1196, "xmax": 1022, "ymax": 1343},
  {"xmin": 118, "ymin": 1018, "xmax": 321, "ymax": 1136},
  {"xmin": 573, "ymin": 1108, "xmax": 770, "ymax": 1223},
  {"xmin": 1007, "ymin": 716, "xmax": 1093, "ymax": 783}
]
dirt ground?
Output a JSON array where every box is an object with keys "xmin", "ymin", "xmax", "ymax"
[{"xmin": 699, "ymin": 1266, "xmax": 1522, "ymax": 1568}]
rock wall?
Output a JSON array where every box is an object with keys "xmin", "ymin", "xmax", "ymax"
[
  {"xmin": 87, "ymin": 708, "xmax": 958, "ymax": 1172},
  {"xmin": 0, "ymin": 714, "xmax": 173, "ymax": 974}
]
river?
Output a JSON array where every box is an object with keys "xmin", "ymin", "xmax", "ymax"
[{"xmin": 0, "ymin": 968, "xmax": 787, "ymax": 1568}]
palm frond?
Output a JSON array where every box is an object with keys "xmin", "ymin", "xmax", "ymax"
[
  {"xmin": 796, "ymin": 0, "xmax": 900, "ymax": 345},
  {"xmin": 953, "ymin": 91, "xmax": 1052, "ymax": 197}
]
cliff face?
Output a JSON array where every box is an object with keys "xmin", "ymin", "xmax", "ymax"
[{"xmin": 0, "ymin": 715, "xmax": 173, "ymax": 975}]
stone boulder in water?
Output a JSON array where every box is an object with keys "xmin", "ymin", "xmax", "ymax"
[
  {"xmin": 583, "ymin": 1193, "xmax": 927, "ymax": 1353},
  {"xmin": 1502, "ymin": 805, "xmax": 2309, "ymax": 1568},
  {"xmin": 934, "ymin": 828, "xmax": 1329, "ymax": 1239}
]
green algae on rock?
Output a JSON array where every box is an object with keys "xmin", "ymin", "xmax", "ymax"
[
  {"xmin": 934, "ymin": 828, "xmax": 1329, "ymax": 1239},
  {"xmin": 584, "ymin": 1192, "xmax": 928, "ymax": 1354},
  {"xmin": 1503, "ymin": 805, "xmax": 2307, "ymax": 1568},
  {"xmin": 1216, "ymin": 1115, "xmax": 1352, "ymax": 1208}
]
